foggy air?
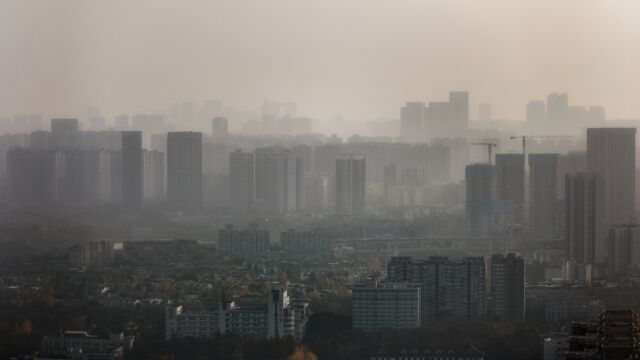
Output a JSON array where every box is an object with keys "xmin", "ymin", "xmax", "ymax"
[{"xmin": 1, "ymin": 1, "xmax": 640, "ymax": 360}]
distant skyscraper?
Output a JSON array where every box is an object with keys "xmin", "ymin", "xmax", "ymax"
[
  {"xmin": 546, "ymin": 93, "xmax": 569, "ymax": 128},
  {"xmin": 51, "ymin": 118, "xmax": 79, "ymax": 148},
  {"xmin": 383, "ymin": 163, "xmax": 397, "ymax": 206},
  {"xmin": 167, "ymin": 132, "xmax": 203, "ymax": 210},
  {"xmin": 526, "ymin": 101, "xmax": 545, "ymax": 125},
  {"xmin": 587, "ymin": 128, "xmax": 636, "ymax": 227},
  {"xmin": 335, "ymin": 154, "xmax": 366, "ymax": 215},
  {"xmin": 608, "ymin": 224, "xmax": 640, "ymax": 277},
  {"xmin": 51, "ymin": 118, "xmax": 79, "ymax": 133},
  {"xmin": 489, "ymin": 253, "xmax": 525, "ymax": 322},
  {"xmin": 254, "ymin": 146, "xmax": 303, "ymax": 214},
  {"xmin": 143, "ymin": 149, "xmax": 165, "ymax": 202},
  {"xmin": 6, "ymin": 148, "xmax": 56, "ymax": 206},
  {"xmin": 565, "ymin": 173, "xmax": 606, "ymax": 264},
  {"xmin": 478, "ymin": 103, "xmax": 492, "ymax": 121},
  {"xmin": 212, "ymin": 117, "xmax": 229, "ymax": 139},
  {"xmin": 465, "ymin": 164, "xmax": 495, "ymax": 237},
  {"xmin": 229, "ymin": 149, "xmax": 255, "ymax": 214},
  {"xmin": 449, "ymin": 91, "xmax": 469, "ymax": 130},
  {"xmin": 400, "ymin": 102, "xmax": 425, "ymax": 141},
  {"xmin": 426, "ymin": 101, "xmax": 453, "ymax": 138},
  {"xmin": 121, "ymin": 131, "xmax": 143, "ymax": 209},
  {"xmin": 114, "ymin": 115, "xmax": 130, "ymax": 130},
  {"xmin": 529, "ymin": 154, "xmax": 559, "ymax": 237},
  {"xmin": 495, "ymin": 154, "xmax": 525, "ymax": 226}
]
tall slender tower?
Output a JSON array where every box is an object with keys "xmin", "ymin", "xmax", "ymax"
[
  {"xmin": 229, "ymin": 149, "xmax": 255, "ymax": 214},
  {"xmin": 496, "ymin": 154, "xmax": 525, "ymax": 226},
  {"xmin": 529, "ymin": 154, "xmax": 559, "ymax": 237},
  {"xmin": 167, "ymin": 132, "xmax": 202, "ymax": 210},
  {"xmin": 565, "ymin": 173, "xmax": 606, "ymax": 264},
  {"xmin": 466, "ymin": 164, "xmax": 495, "ymax": 237},
  {"xmin": 587, "ymin": 128, "xmax": 636, "ymax": 227},
  {"xmin": 449, "ymin": 91, "xmax": 469, "ymax": 130},
  {"xmin": 121, "ymin": 131, "xmax": 143, "ymax": 209},
  {"xmin": 335, "ymin": 154, "xmax": 366, "ymax": 215}
]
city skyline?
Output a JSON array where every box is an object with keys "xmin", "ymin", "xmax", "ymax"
[{"xmin": 2, "ymin": 1, "xmax": 640, "ymax": 125}]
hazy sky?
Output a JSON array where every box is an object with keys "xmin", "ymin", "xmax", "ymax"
[{"xmin": 1, "ymin": 0, "xmax": 640, "ymax": 122}]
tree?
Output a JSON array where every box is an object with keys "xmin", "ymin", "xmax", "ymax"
[{"xmin": 288, "ymin": 346, "xmax": 318, "ymax": 360}]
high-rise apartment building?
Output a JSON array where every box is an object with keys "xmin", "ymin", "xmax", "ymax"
[
  {"xmin": 526, "ymin": 100, "xmax": 546, "ymax": 125},
  {"xmin": 400, "ymin": 102, "xmax": 425, "ymax": 141},
  {"xmin": 335, "ymin": 154, "xmax": 366, "ymax": 215},
  {"xmin": 449, "ymin": 91, "xmax": 469, "ymax": 130},
  {"xmin": 607, "ymin": 224, "xmax": 640, "ymax": 277},
  {"xmin": 495, "ymin": 154, "xmax": 525, "ymax": 226},
  {"xmin": 352, "ymin": 281, "xmax": 421, "ymax": 330},
  {"xmin": 51, "ymin": 118, "xmax": 79, "ymax": 134},
  {"xmin": 465, "ymin": 164, "xmax": 495, "ymax": 237},
  {"xmin": 489, "ymin": 253, "xmax": 525, "ymax": 322},
  {"xmin": 211, "ymin": 117, "xmax": 229, "ymax": 139},
  {"xmin": 167, "ymin": 132, "xmax": 202, "ymax": 210},
  {"xmin": 254, "ymin": 146, "xmax": 304, "ymax": 214},
  {"xmin": 587, "ymin": 128, "xmax": 636, "ymax": 227},
  {"xmin": 143, "ymin": 149, "xmax": 165, "ymax": 202},
  {"xmin": 565, "ymin": 173, "xmax": 606, "ymax": 264},
  {"xmin": 121, "ymin": 131, "xmax": 143, "ymax": 209},
  {"xmin": 547, "ymin": 93, "xmax": 569, "ymax": 129},
  {"xmin": 388, "ymin": 256, "xmax": 486, "ymax": 324},
  {"xmin": 229, "ymin": 149, "xmax": 255, "ymax": 214},
  {"xmin": 529, "ymin": 154, "xmax": 559, "ymax": 237},
  {"xmin": 51, "ymin": 118, "xmax": 79, "ymax": 148}
]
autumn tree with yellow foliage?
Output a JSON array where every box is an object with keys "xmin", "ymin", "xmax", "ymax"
[{"xmin": 287, "ymin": 346, "xmax": 318, "ymax": 360}]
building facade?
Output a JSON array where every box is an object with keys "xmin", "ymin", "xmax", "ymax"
[
  {"xmin": 352, "ymin": 281, "xmax": 421, "ymax": 330},
  {"xmin": 335, "ymin": 154, "xmax": 366, "ymax": 215},
  {"xmin": 165, "ymin": 288, "xmax": 308, "ymax": 343},
  {"xmin": 167, "ymin": 131, "xmax": 202, "ymax": 210}
]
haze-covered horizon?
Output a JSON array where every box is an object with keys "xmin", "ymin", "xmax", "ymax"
[{"xmin": 2, "ymin": 0, "xmax": 640, "ymax": 124}]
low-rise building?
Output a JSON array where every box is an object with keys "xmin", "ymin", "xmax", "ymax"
[
  {"xmin": 280, "ymin": 229, "xmax": 331, "ymax": 256},
  {"xmin": 41, "ymin": 331, "xmax": 134, "ymax": 360},
  {"xmin": 166, "ymin": 288, "xmax": 308, "ymax": 342}
]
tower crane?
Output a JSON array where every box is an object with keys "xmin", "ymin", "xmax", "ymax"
[
  {"xmin": 471, "ymin": 142, "xmax": 498, "ymax": 166},
  {"xmin": 509, "ymin": 135, "xmax": 573, "ymax": 171}
]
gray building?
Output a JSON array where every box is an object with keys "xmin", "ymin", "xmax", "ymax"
[
  {"xmin": 218, "ymin": 224, "xmax": 270, "ymax": 256},
  {"xmin": 254, "ymin": 146, "xmax": 304, "ymax": 214},
  {"xmin": 388, "ymin": 256, "xmax": 486, "ymax": 324},
  {"xmin": 143, "ymin": 149, "xmax": 165, "ymax": 202},
  {"xmin": 121, "ymin": 131, "xmax": 143, "ymax": 209},
  {"xmin": 400, "ymin": 102, "xmax": 425, "ymax": 142},
  {"xmin": 335, "ymin": 154, "xmax": 366, "ymax": 215},
  {"xmin": 465, "ymin": 164, "xmax": 495, "ymax": 237},
  {"xmin": 495, "ymin": 153, "xmax": 525, "ymax": 226},
  {"xmin": 449, "ymin": 91, "xmax": 469, "ymax": 131},
  {"xmin": 489, "ymin": 253, "xmax": 525, "ymax": 322},
  {"xmin": 546, "ymin": 93, "xmax": 569, "ymax": 129},
  {"xmin": 229, "ymin": 149, "xmax": 255, "ymax": 214},
  {"xmin": 529, "ymin": 154, "xmax": 559, "ymax": 238},
  {"xmin": 526, "ymin": 100, "xmax": 546, "ymax": 125},
  {"xmin": 352, "ymin": 281, "xmax": 421, "ymax": 330},
  {"xmin": 587, "ymin": 128, "xmax": 636, "ymax": 228},
  {"xmin": 167, "ymin": 131, "xmax": 202, "ymax": 210},
  {"xmin": 565, "ymin": 173, "xmax": 606, "ymax": 264}
]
